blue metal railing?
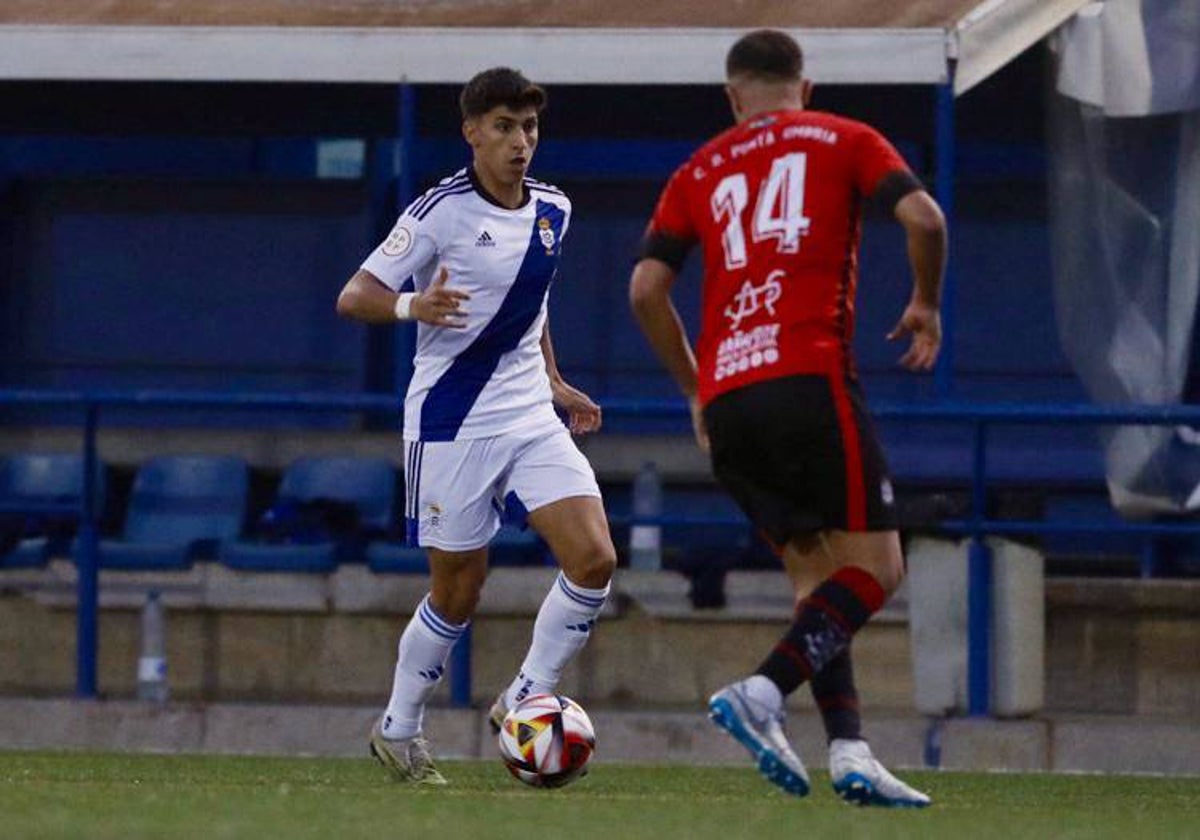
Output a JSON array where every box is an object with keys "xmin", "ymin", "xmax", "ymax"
[{"xmin": 4, "ymin": 388, "xmax": 1200, "ymax": 714}]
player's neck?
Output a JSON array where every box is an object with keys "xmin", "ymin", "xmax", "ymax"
[
  {"xmin": 729, "ymin": 79, "xmax": 807, "ymax": 124},
  {"xmin": 470, "ymin": 162, "xmax": 526, "ymax": 210},
  {"xmin": 737, "ymin": 98, "xmax": 804, "ymax": 123}
]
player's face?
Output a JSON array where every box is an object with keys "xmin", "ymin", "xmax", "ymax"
[{"xmin": 464, "ymin": 105, "xmax": 540, "ymax": 186}]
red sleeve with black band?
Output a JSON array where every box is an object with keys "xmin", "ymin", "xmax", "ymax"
[
  {"xmin": 638, "ymin": 230, "xmax": 694, "ymax": 273},
  {"xmin": 870, "ymin": 169, "xmax": 925, "ymax": 213}
]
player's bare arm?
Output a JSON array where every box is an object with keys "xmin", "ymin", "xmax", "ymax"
[
  {"xmin": 337, "ymin": 266, "xmax": 470, "ymax": 328},
  {"xmin": 541, "ymin": 322, "xmax": 602, "ymax": 435},
  {"xmin": 888, "ymin": 189, "xmax": 947, "ymax": 372},
  {"xmin": 629, "ymin": 257, "xmax": 708, "ymax": 452}
]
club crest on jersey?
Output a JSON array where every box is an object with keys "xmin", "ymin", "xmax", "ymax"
[
  {"xmin": 537, "ymin": 217, "xmax": 556, "ymax": 253},
  {"xmin": 381, "ymin": 222, "xmax": 414, "ymax": 257}
]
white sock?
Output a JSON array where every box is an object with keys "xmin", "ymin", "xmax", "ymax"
[
  {"xmin": 503, "ymin": 572, "xmax": 609, "ymax": 708},
  {"xmin": 382, "ymin": 594, "xmax": 468, "ymax": 740},
  {"xmin": 742, "ymin": 674, "xmax": 784, "ymax": 712}
]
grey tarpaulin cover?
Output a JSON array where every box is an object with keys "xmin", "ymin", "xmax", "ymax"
[{"xmin": 1051, "ymin": 0, "xmax": 1200, "ymax": 514}]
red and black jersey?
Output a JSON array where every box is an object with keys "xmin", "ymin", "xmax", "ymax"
[{"xmin": 642, "ymin": 108, "xmax": 920, "ymax": 406}]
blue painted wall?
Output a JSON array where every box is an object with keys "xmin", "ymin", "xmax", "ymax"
[{"xmin": 0, "ymin": 52, "xmax": 1088, "ymax": 444}]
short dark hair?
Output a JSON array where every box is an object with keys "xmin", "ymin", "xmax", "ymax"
[
  {"xmin": 726, "ymin": 30, "xmax": 804, "ymax": 82},
  {"xmin": 459, "ymin": 67, "xmax": 547, "ymax": 119}
]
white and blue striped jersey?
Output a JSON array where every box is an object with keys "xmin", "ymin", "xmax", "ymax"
[{"xmin": 361, "ymin": 167, "xmax": 571, "ymax": 443}]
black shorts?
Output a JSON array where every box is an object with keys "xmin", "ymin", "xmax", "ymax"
[{"xmin": 703, "ymin": 374, "xmax": 898, "ymax": 546}]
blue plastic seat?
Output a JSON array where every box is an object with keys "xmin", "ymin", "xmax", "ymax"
[
  {"xmin": 489, "ymin": 524, "xmax": 550, "ymax": 567},
  {"xmin": 91, "ymin": 455, "xmax": 248, "ymax": 571},
  {"xmin": 220, "ymin": 455, "xmax": 396, "ymax": 573},
  {"xmin": 277, "ymin": 456, "xmax": 395, "ymax": 532},
  {"xmin": 0, "ymin": 453, "xmax": 103, "ymax": 568},
  {"xmin": 365, "ymin": 542, "xmax": 429, "ymax": 574},
  {"xmin": 219, "ymin": 540, "xmax": 343, "ymax": 574}
]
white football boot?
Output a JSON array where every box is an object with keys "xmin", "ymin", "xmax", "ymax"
[
  {"xmin": 369, "ymin": 718, "xmax": 447, "ymax": 785},
  {"xmin": 708, "ymin": 679, "xmax": 810, "ymax": 797},
  {"xmin": 829, "ymin": 738, "xmax": 930, "ymax": 807}
]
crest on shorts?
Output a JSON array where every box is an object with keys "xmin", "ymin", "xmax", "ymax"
[
  {"xmin": 423, "ymin": 502, "xmax": 443, "ymax": 532},
  {"xmin": 538, "ymin": 217, "xmax": 556, "ymax": 253}
]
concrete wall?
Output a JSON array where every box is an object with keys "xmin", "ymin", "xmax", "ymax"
[{"xmin": 2, "ymin": 564, "xmax": 1197, "ymax": 719}]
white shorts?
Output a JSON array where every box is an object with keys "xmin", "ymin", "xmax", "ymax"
[{"xmin": 403, "ymin": 425, "xmax": 601, "ymax": 551}]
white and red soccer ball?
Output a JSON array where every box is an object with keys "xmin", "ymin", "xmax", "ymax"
[{"xmin": 497, "ymin": 693, "xmax": 595, "ymax": 788}]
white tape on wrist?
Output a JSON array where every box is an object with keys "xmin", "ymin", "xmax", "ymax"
[{"xmin": 394, "ymin": 292, "xmax": 417, "ymax": 321}]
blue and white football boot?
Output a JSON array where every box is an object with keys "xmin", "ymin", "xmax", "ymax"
[
  {"xmin": 708, "ymin": 679, "xmax": 810, "ymax": 797},
  {"xmin": 829, "ymin": 738, "xmax": 931, "ymax": 808}
]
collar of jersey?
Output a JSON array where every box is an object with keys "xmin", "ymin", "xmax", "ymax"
[{"xmin": 468, "ymin": 165, "xmax": 532, "ymax": 212}]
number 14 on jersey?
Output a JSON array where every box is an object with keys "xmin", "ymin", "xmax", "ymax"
[{"xmin": 710, "ymin": 152, "xmax": 812, "ymax": 270}]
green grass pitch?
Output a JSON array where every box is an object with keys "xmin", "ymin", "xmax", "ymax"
[{"xmin": 2, "ymin": 752, "xmax": 1197, "ymax": 840}]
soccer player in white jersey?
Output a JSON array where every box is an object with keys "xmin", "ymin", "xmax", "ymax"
[{"xmin": 337, "ymin": 67, "xmax": 616, "ymax": 784}]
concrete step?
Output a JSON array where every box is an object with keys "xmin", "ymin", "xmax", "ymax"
[{"xmin": 0, "ymin": 697, "xmax": 1196, "ymax": 776}]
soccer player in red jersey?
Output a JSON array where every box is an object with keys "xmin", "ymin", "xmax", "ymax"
[{"xmin": 630, "ymin": 30, "xmax": 945, "ymax": 807}]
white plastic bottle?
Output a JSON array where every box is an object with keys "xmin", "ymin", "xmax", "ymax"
[
  {"xmin": 629, "ymin": 461, "xmax": 663, "ymax": 571},
  {"xmin": 137, "ymin": 590, "xmax": 169, "ymax": 704}
]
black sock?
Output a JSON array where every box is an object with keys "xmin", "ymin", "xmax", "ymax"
[
  {"xmin": 756, "ymin": 566, "xmax": 885, "ymax": 697},
  {"xmin": 810, "ymin": 648, "xmax": 862, "ymax": 742}
]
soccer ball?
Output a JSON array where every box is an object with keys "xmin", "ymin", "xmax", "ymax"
[{"xmin": 497, "ymin": 693, "xmax": 595, "ymax": 788}]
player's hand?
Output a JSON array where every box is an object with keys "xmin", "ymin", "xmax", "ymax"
[
  {"xmin": 411, "ymin": 267, "xmax": 470, "ymax": 328},
  {"xmin": 689, "ymin": 394, "xmax": 710, "ymax": 454},
  {"xmin": 887, "ymin": 300, "xmax": 942, "ymax": 372},
  {"xmin": 552, "ymin": 380, "xmax": 603, "ymax": 435}
]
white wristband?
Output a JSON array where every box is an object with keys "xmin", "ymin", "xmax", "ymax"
[{"xmin": 393, "ymin": 292, "xmax": 417, "ymax": 321}]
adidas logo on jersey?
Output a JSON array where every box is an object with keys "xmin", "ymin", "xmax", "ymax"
[{"xmin": 475, "ymin": 230, "xmax": 496, "ymax": 247}]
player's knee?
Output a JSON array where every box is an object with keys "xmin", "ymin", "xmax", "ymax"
[
  {"xmin": 441, "ymin": 583, "xmax": 485, "ymax": 623},
  {"xmin": 563, "ymin": 540, "xmax": 616, "ymax": 589},
  {"xmin": 830, "ymin": 531, "xmax": 905, "ymax": 596},
  {"xmin": 430, "ymin": 564, "xmax": 489, "ymax": 623},
  {"xmin": 842, "ymin": 551, "xmax": 904, "ymax": 597},
  {"xmin": 431, "ymin": 589, "xmax": 480, "ymax": 624},
  {"xmin": 461, "ymin": 566, "xmax": 490, "ymax": 606},
  {"xmin": 869, "ymin": 552, "xmax": 905, "ymax": 596},
  {"xmin": 886, "ymin": 557, "xmax": 906, "ymax": 594}
]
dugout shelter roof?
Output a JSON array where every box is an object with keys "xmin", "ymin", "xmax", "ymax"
[{"xmin": 0, "ymin": 0, "xmax": 1088, "ymax": 93}]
